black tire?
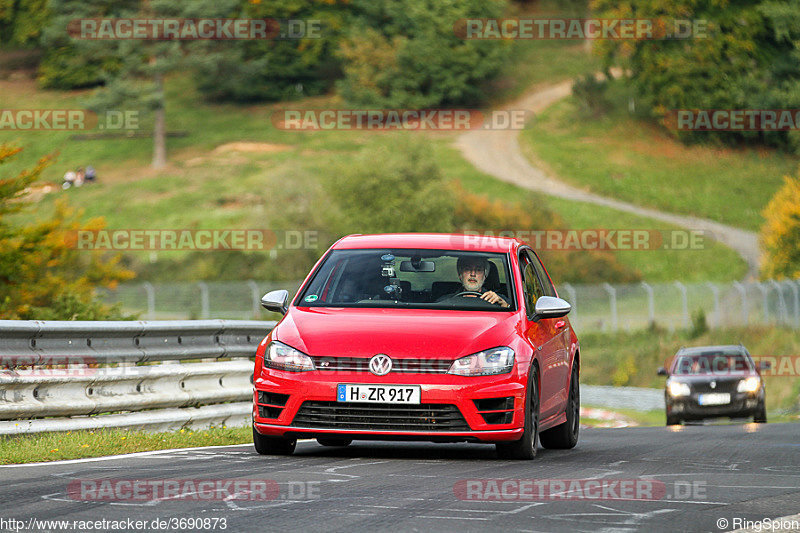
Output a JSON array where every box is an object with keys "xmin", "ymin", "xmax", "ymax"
[
  {"xmin": 540, "ymin": 362, "xmax": 580, "ymax": 449},
  {"xmin": 666, "ymin": 415, "xmax": 681, "ymax": 426},
  {"xmin": 317, "ymin": 438, "xmax": 352, "ymax": 447},
  {"xmin": 253, "ymin": 426, "xmax": 296, "ymax": 455},
  {"xmin": 496, "ymin": 366, "xmax": 539, "ymax": 460},
  {"xmin": 754, "ymin": 403, "xmax": 767, "ymax": 424}
]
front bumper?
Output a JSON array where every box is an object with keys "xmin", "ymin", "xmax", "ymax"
[
  {"xmin": 666, "ymin": 391, "xmax": 763, "ymax": 421},
  {"xmin": 253, "ymin": 367, "xmax": 526, "ymax": 443}
]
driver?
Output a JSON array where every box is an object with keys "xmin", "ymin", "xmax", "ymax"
[{"xmin": 449, "ymin": 256, "xmax": 509, "ymax": 307}]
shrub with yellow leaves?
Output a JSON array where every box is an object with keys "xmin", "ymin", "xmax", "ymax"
[
  {"xmin": 0, "ymin": 144, "xmax": 134, "ymax": 319},
  {"xmin": 761, "ymin": 170, "xmax": 800, "ymax": 280}
]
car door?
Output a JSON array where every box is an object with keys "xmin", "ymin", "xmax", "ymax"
[
  {"xmin": 518, "ymin": 250, "xmax": 561, "ymax": 420},
  {"xmin": 528, "ymin": 250, "xmax": 570, "ymax": 414}
]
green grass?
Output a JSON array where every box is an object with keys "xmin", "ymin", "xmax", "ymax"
[
  {"xmin": 0, "ymin": 426, "xmax": 250, "ymax": 465},
  {"xmin": 582, "ymin": 404, "xmax": 665, "ymax": 427},
  {"xmin": 441, "ymin": 140, "xmax": 748, "ymax": 282},
  {"xmin": 521, "ymin": 88, "xmax": 800, "ymax": 232},
  {"xmin": 580, "ymin": 326, "xmax": 800, "ymax": 413}
]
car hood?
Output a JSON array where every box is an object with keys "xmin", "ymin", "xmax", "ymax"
[{"xmin": 273, "ymin": 307, "xmax": 519, "ymax": 359}]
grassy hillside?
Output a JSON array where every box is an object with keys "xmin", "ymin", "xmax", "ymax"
[
  {"xmin": 521, "ymin": 85, "xmax": 800, "ymax": 232},
  {"xmin": 0, "ymin": 70, "xmax": 747, "ymax": 283}
]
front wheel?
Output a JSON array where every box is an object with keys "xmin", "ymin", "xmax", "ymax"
[
  {"xmin": 754, "ymin": 403, "xmax": 767, "ymax": 424},
  {"xmin": 496, "ymin": 366, "xmax": 539, "ymax": 460},
  {"xmin": 666, "ymin": 415, "xmax": 681, "ymax": 426},
  {"xmin": 253, "ymin": 426, "xmax": 296, "ymax": 455},
  {"xmin": 540, "ymin": 362, "xmax": 580, "ymax": 449}
]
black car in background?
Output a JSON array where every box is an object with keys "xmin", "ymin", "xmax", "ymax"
[{"xmin": 657, "ymin": 345, "xmax": 768, "ymax": 425}]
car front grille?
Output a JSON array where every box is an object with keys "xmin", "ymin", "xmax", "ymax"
[
  {"xmin": 691, "ymin": 378, "xmax": 740, "ymax": 394},
  {"xmin": 292, "ymin": 401, "xmax": 470, "ymax": 431},
  {"xmin": 310, "ymin": 356, "xmax": 451, "ymax": 374}
]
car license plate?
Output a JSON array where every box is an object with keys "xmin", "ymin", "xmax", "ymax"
[
  {"xmin": 698, "ymin": 393, "xmax": 730, "ymax": 406},
  {"xmin": 337, "ymin": 384, "xmax": 421, "ymax": 404}
]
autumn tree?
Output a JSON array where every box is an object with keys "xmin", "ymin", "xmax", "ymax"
[
  {"xmin": 0, "ymin": 144, "xmax": 133, "ymax": 320},
  {"xmin": 761, "ymin": 170, "xmax": 800, "ymax": 279}
]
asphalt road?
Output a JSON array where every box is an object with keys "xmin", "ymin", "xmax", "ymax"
[{"xmin": 2, "ymin": 423, "xmax": 799, "ymax": 533}]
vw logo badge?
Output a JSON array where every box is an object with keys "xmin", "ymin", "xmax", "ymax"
[
  {"xmin": 710, "ymin": 381, "xmax": 717, "ymax": 389},
  {"xmin": 369, "ymin": 354, "xmax": 392, "ymax": 376}
]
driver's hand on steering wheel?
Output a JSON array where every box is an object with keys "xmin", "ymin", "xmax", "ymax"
[{"xmin": 480, "ymin": 291, "xmax": 508, "ymax": 307}]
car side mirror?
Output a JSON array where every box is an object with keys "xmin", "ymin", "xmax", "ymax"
[
  {"xmin": 533, "ymin": 296, "xmax": 571, "ymax": 320},
  {"xmin": 261, "ymin": 290, "xmax": 289, "ymax": 315},
  {"xmin": 657, "ymin": 367, "xmax": 668, "ymax": 377}
]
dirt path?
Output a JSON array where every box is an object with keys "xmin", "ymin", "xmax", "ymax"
[{"xmin": 456, "ymin": 80, "xmax": 760, "ymax": 278}]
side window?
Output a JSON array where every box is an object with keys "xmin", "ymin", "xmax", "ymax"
[
  {"xmin": 519, "ymin": 253, "xmax": 544, "ymax": 317},
  {"xmin": 527, "ymin": 250, "xmax": 556, "ymax": 297}
]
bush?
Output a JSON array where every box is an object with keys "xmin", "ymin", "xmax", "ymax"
[
  {"xmin": 572, "ymin": 73, "xmax": 610, "ymax": 117},
  {"xmin": 325, "ymin": 137, "xmax": 455, "ymax": 235},
  {"xmin": 689, "ymin": 308, "xmax": 709, "ymax": 339}
]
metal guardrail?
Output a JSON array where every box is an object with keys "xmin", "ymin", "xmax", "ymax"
[{"xmin": 0, "ymin": 320, "xmax": 275, "ymax": 435}]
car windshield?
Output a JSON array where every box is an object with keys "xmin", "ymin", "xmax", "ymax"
[
  {"xmin": 672, "ymin": 352, "xmax": 753, "ymax": 375},
  {"xmin": 295, "ymin": 249, "xmax": 516, "ymax": 311}
]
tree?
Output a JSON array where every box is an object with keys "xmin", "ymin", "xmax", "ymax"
[
  {"xmin": 761, "ymin": 170, "xmax": 800, "ymax": 279},
  {"xmin": 591, "ymin": 0, "xmax": 800, "ymax": 150},
  {"xmin": 337, "ymin": 0, "xmax": 510, "ymax": 108},
  {"xmin": 43, "ymin": 0, "xmax": 238, "ymax": 168},
  {"xmin": 0, "ymin": 145, "xmax": 134, "ymax": 320},
  {"xmin": 0, "ymin": 0, "xmax": 50, "ymax": 47},
  {"xmin": 194, "ymin": 0, "xmax": 348, "ymax": 103}
]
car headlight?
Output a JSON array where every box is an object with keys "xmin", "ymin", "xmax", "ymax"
[
  {"xmin": 737, "ymin": 376, "xmax": 761, "ymax": 393},
  {"xmin": 447, "ymin": 347, "xmax": 515, "ymax": 376},
  {"xmin": 264, "ymin": 341, "xmax": 315, "ymax": 372},
  {"xmin": 667, "ymin": 380, "xmax": 691, "ymax": 397}
]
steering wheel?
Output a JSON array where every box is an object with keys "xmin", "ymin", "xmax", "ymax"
[{"xmin": 455, "ymin": 291, "xmax": 483, "ymax": 297}]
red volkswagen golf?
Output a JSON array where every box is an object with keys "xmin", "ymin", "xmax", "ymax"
[{"xmin": 252, "ymin": 234, "xmax": 580, "ymax": 459}]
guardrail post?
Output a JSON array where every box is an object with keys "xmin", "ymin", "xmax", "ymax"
[
  {"xmin": 561, "ymin": 283, "xmax": 577, "ymax": 321},
  {"xmin": 197, "ymin": 282, "xmax": 210, "ymax": 319},
  {"xmin": 705, "ymin": 282, "xmax": 720, "ymax": 328},
  {"xmin": 673, "ymin": 281, "xmax": 689, "ymax": 329},
  {"xmin": 247, "ymin": 280, "xmax": 261, "ymax": 318},
  {"xmin": 641, "ymin": 282, "xmax": 655, "ymax": 326},
  {"xmin": 602, "ymin": 283, "xmax": 617, "ymax": 332},
  {"xmin": 142, "ymin": 282, "xmax": 156, "ymax": 320}
]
